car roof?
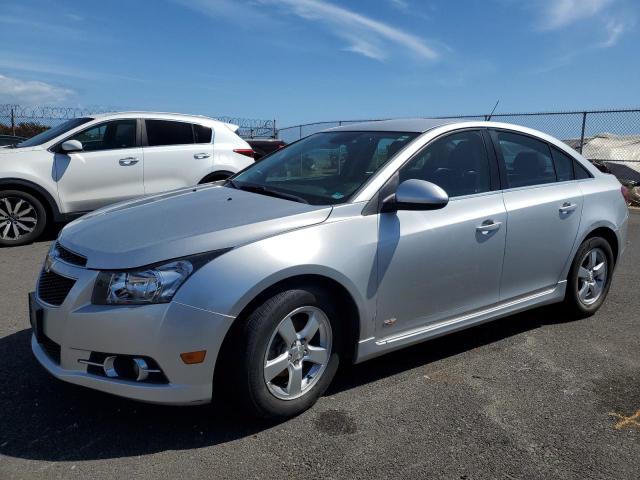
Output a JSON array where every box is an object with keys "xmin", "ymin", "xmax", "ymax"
[
  {"xmin": 327, "ymin": 118, "xmax": 461, "ymax": 133},
  {"xmin": 90, "ymin": 111, "xmax": 221, "ymax": 124}
]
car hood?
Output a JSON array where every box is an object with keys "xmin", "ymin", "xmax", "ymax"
[{"xmin": 59, "ymin": 184, "xmax": 332, "ymax": 269}]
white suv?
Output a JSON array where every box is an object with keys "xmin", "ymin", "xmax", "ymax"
[{"xmin": 0, "ymin": 112, "xmax": 255, "ymax": 246}]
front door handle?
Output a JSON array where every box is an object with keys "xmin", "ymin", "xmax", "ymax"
[
  {"xmin": 119, "ymin": 157, "xmax": 139, "ymax": 166},
  {"xmin": 559, "ymin": 202, "xmax": 577, "ymax": 214},
  {"xmin": 194, "ymin": 153, "xmax": 211, "ymax": 159},
  {"xmin": 476, "ymin": 219, "xmax": 502, "ymax": 234}
]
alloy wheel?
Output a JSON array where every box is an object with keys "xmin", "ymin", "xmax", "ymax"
[
  {"xmin": 0, "ymin": 196, "xmax": 38, "ymax": 241},
  {"xmin": 577, "ymin": 247, "xmax": 607, "ymax": 306},
  {"xmin": 263, "ymin": 306, "xmax": 332, "ymax": 401}
]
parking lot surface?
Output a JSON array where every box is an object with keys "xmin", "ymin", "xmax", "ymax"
[{"xmin": 1, "ymin": 212, "xmax": 639, "ymax": 479}]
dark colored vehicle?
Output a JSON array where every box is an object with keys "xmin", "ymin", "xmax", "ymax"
[
  {"xmin": 589, "ymin": 159, "xmax": 611, "ymax": 174},
  {"xmin": 247, "ymin": 138, "xmax": 287, "ymax": 161},
  {"xmin": 0, "ymin": 135, "xmax": 26, "ymax": 147}
]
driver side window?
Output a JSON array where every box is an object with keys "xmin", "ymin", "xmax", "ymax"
[
  {"xmin": 68, "ymin": 120, "xmax": 137, "ymax": 152},
  {"xmin": 399, "ymin": 130, "xmax": 491, "ymax": 197}
]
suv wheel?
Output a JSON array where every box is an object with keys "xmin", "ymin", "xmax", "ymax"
[
  {"xmin": 0, "ymin": 190, "xmax": 47, "ymax": 247},
  {"xmin": 563, "ymin": 236, "xmax": 614, "ymax": 317},
  {"xmin": 228, "ymin": 287, "xmax": 342, "ymax": 418}
]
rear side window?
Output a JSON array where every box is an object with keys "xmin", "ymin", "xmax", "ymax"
[
  {"xmin": 551, "ymin": 147, "xmax": 574, "ymax": 182},
  {"xmin": 193, "ymin": 124, "xmax": 212, "ymax": 143},
  {"xmin": 574, "ymin": 160, "xmax": 592, "ymax": 179},
  {"xmin": 146, "ymin": 120, "xmax": 194, "ymax": 147},
  {"xmin": 496, "ymin": 131, "xmax": 556, "ymax": 188}
]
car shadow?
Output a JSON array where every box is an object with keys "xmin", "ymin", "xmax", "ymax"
[{"xmin": 0, "ymin": 304, "xmax": 572, "ymax": 462}]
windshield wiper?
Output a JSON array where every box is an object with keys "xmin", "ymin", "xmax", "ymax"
[{"xmin": 233, "ymin": 183, "xmax": 309, "ymax": 204}]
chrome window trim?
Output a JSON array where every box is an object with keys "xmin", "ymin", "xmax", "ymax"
[{"xmin": 352, "ymin": 121, "xmax": 601, "ymax": 203}]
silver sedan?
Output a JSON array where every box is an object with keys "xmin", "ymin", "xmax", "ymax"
[{"xmin": 30, "ymin": 119, "xmax": 628, "ymax": 418}]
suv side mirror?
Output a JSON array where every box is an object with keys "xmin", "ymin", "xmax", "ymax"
[
  {"xmin": 61, "ymin": 140, "xmax": 83, "ymax": 153},
  {"xmin": 384, "ymin": 179, "xmax": 449, "ymax": 212}
]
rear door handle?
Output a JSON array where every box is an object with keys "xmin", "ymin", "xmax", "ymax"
[
  {"xmin": 476, "ymin": 219, "xmax": 502, "ymax": 234},
  {"xmin": 559, "ymin": 202, "xmax": 577, "ymax": 214},
  {"xmin": 194, "ymin": 153, "xmax": 211, "ymax": 159},
  {"xmin": 119, "ymin": 157, "xmax": 139, "ymax": 166}
]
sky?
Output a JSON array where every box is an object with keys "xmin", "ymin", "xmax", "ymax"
[{"xmin": 0, "ymin": 0, "xmax": 638, "ymax": 127}]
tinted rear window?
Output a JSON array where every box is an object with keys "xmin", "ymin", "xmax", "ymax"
[
  {"xmin": 194, "ymin": 124, "xmax": 212, "ymax": 143},
  {"xmin": 496, "ymin": 131, "xmax": 556, "ymax": 188},
  {"xmin": 551, "ymin": 147, "xmax": 574, "ymax": 182},
  {"xmin": 146, "ymin": 120, "xmax": 194, "ymax": 146},
  {"xmin": 574, "ymin": 161, "xmax": 592, "ymax": 179}
]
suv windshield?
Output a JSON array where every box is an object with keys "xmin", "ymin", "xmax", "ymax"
[
  {"xmin": 15, "ymin": 117, "xmax": 93, "ymax": 148},
  {"xmin": 230, "ymin": 131, "xmax": 418, "ymax": 205}
]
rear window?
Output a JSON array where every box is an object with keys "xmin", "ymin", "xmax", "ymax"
[
  {"xmin": 194, "ymin": 124, "xmax": 212, "ymax": 143},
  {"xmin": 496, "ymin": 131, "xmax": 556, "ymax": 188},
  {"xmin": 551, "ymin": 147, "xmax": 574, "ymax": 182},
  {"xmin": 574, "ymin": 161, "xmax": 592, "ymax": 179},
  {"xmin": 146, "ymin": 120, "xmax": 194, "ymax": 147}
]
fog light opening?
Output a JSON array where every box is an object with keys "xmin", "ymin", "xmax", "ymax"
[
  {"xmin": 132, "ymin": 358, "xmax": 150, "ymax": 381},
  {"xmin": 103, "ymin": 356, "xmax": 119, "ymax": 378}
]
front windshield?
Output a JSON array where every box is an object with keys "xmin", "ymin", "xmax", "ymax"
[
  {"xmin": 230, "ymin": 131, "xmax": 418, "ymax": 205},
  {"xmin": 15, "ymin": 117, "xmax": 93, "ymax": 148}
]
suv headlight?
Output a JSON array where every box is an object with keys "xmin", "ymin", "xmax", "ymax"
[{"xmin": 92, "ymin": 250, "xmax": 229, "ymax": 305}]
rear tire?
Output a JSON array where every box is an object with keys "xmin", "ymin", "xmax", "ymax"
[
  {"xmin": 227, "ymin": 286, "xmax": 342, "ymax": 419},
  {"xmin": 563, "ymin": 236, "xmax": 614, "ymax": 318},
  {"xmin": 0, "ymin": 190, "xmax": 47, "ymax": 247}
]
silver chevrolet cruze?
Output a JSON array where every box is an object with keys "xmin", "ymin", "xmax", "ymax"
[{"xmin": 30, "ymin": 119, "xmax": 629, "ymax": 418}]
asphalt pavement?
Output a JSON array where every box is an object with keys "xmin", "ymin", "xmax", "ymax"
[{"xmin": 1, "ymin": 212, "xmax": 639, "ymax": 479}]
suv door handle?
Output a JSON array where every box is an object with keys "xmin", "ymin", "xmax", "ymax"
[
  {"xmin": 194, "ymin": 153, "xmax": 211, "ymax": 159},
  {"xmin": 559, "ymin": 202, "xmax": 577, "ymax": 214},
  {"xmin": 119, "ymin": 157, "xmax": 139, "ymax": 166},
  {"xmin": 476, "ymin": 220, "xmax": 502, "ymax": 234}
]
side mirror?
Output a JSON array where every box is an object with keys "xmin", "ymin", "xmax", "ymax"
[
  {"xmin": 61, "ymin": 140, "xmax": 83, "ymax": 153},
  {"xmin": 384, "ymin": 179, "xmax": 449, "ymax": 211}
]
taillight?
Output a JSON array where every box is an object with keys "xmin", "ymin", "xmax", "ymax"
[
  {"xmin": 621, "ymin": 185, "xmax": 630, "ymax": 204},
  {"xmin": 233, "ymin": 149, "xmax": 255, "ymax": 159}
]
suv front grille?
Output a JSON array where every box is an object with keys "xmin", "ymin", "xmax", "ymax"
[
  {"xmin": 55, "ymin": 242, "xmax": 87, "ymax": 267},
  {"xmin": 38, "ymin": 270, "xmax": 76, "ymax": 306}
]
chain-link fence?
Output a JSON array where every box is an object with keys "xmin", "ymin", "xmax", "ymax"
[
  {"xmin": 278, "ymin": 109, "xmax": 640, "ymax": 182},
  {"xmin": 0, "ymin": 104, "xmax": 276, "ymax": 140}
]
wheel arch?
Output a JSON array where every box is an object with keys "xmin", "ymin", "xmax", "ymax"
[
  {"xmin": 583, "ymin": 225, "xmax": 619, "ymax": 265},
  {"xmin": 0, "ymin": 178, "xmax": 61, "ymax": 222},
  {"xmin": 213, "ymin": 273, "xmax": 361, "ymax": 388},
  {"xmin": 198, "ymin": 171, "xmax": 235, "ymax": 184}
]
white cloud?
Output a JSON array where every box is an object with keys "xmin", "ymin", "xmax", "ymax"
[
  {"xmin": 0, "ymin": 74, "xmax": 74, "ymax": 104},
  {"xmin": 599, "ymin": 18, "xmax": 630, "ymax": 46},
  {"xmin": 257, "ymin": 0, "xmax": 438, "ymax": 61},
  {"xmin": 539, "ymin": 0, "xmax": 613, "ymax": 30}
]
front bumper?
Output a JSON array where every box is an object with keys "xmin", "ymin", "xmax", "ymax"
[{"xmin": 30, "ymin": 260, "xmax": 235, "ymax": 405}]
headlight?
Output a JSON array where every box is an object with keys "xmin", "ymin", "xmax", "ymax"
[{"xmin": 92, "ymin": 250, "xmax": 229, "ymax": 305}]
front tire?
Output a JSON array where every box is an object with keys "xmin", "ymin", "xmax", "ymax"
[
  {"xmin": 563, "ymin": 236, "xmax": 614, "ymax": 317},
  {"xmin": 0, "ymin": 190, "xmax": 47, "ymax": 247},
  {"xmin": 228, "ymin": 287, "xmax": 342, "ymax": 418}
]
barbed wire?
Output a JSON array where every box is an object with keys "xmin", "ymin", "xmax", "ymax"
[{"xmin": 0, "ymin": 104, "xmax": 276, "ymax": 138}]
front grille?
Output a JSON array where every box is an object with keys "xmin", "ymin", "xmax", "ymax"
[
  {"xmin": 55, "ymin": 242, "xmax": 87, "ymax": 267},
  {"xmin": 40, "ymin": 334, "xmax": 61, "ymax": 364},
  {"xmin": 37, "ymin": 270, "xmax": 76, "ymax": 306}
]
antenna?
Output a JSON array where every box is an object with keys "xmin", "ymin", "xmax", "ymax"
[{"xmin": 487, "ymin": 100, "xmax": 499, "ymax": 121}]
